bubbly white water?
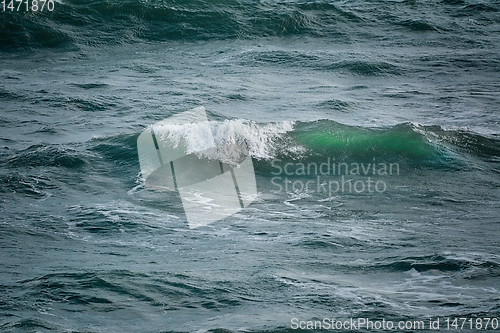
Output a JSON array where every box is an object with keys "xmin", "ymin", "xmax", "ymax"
[{"xmin": 154, "ymin": 118, "xmax": 297, "ymax": 160}]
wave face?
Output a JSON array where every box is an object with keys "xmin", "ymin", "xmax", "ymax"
[
  {"xmin": 1, "ymin": 0, "xmax": 499, "ymax": 51},
  {"xmin": 1, "ymin": 119, "xmax": 499, "ymax": 206},
  {"xmin": 147, "ymin": 119, "xmax": 500, "ymax": 167},
  {"xmin": 3, "ymin": 119, "xmax": 498, "ymax": 172}
]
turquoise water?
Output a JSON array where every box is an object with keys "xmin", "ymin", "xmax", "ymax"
[{"xmin": 1, "ymin": 0, "xmax": 500, "ymax": 332}]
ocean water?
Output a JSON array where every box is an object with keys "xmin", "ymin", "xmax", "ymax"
[{"xmin": 1, "ymin": 0, "xmax": 500, "ymax": 332}]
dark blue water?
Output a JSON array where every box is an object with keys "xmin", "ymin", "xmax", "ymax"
[{"xmin": 1, "ymin": 0, "xmax": 500, "ymax": 332}]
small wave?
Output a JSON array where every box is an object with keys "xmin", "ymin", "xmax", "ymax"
[
  {"xmin": 0, "ymin": 318, "xmax": 58, "ymax": 331},
  {"xmin": 0, "ymin": 12, "xmax": 73, "ymax": 52},
  {"xmin": 396, "ymin": 19, "xmax": 440, "ymax": 32},
  {"xmin": 239, "ymin": 49, "xmax": 321, "ymax": 67},
  {"xmin": 0, "ymin": 88, "xmax": 24, "ymax": 101},
  {"xmin": 463, "ymin": 3, "xmax": 499, "ymax": 12},
  {"xmin": 70, "ymin": 83, "xmax": 109, "ymax": 90},
  {"xmin": 3, "ymin": 144, "xmax": 87, "ymax": 168},
  {"xmin": 13, "ymin": 270, "xmax": 244, "ymax": 314},
  {"xmin": 0, "ymin": 173, "xmax": 55, "ymax": 199},
  {"xmin": 441, "ymin": 0, "xmax": 465, "ymax": 4},
  {"xmin": 239, "ymin": 49, "xmax": 401, "ymax": 76},
  {"xmin": 325, "ymin": 60, "xmax": 401, "ymax": 76},
  {"xmin": 316, "ymin": 99, "xmax": 354, "ymax": 111},
  {"xmin": 372, "ymin": 254, "xmax": 500, "ymax": 275},
  {"xmin": 90, "ymin": 133, "xmax": 141, "ymax": 163}
]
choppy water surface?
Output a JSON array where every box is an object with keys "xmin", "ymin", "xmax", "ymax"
[{"xmin": 1, "ymin": 0, "xmax": 500, "ymax": 331}]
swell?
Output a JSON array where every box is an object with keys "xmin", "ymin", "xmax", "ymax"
[
  {"xmin": 250, "ymin": 120, "xmax": 499, "ymax": 167},
  {"xmin": 3, "ymin": 270, "xmax": 244, "ymax": 314},
  {"xmin": 2, "ymin": 144, "xmax": 88, "ymax": 168},
  {"xmin": 239, "ymin": 50, "xmax": 401, "ymax": 76},
  {"xmin": 2, "ymin": 120, "xmax": 499, "ymax": 174},
  {"xmin": 367, "ymin": 254, "xmax": 500, "ymax": 278},
  {"xmin": 1, "ymin": 0, "xmax": 498, "ymax": 52},
  {"xmin": 0, "ymin": 0, "xmax": 352, "ymax": 51}
]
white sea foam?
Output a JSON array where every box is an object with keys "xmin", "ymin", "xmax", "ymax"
[{"xmin": 153, "ymin": 118, "xmax": 297, "ymax": 160}]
